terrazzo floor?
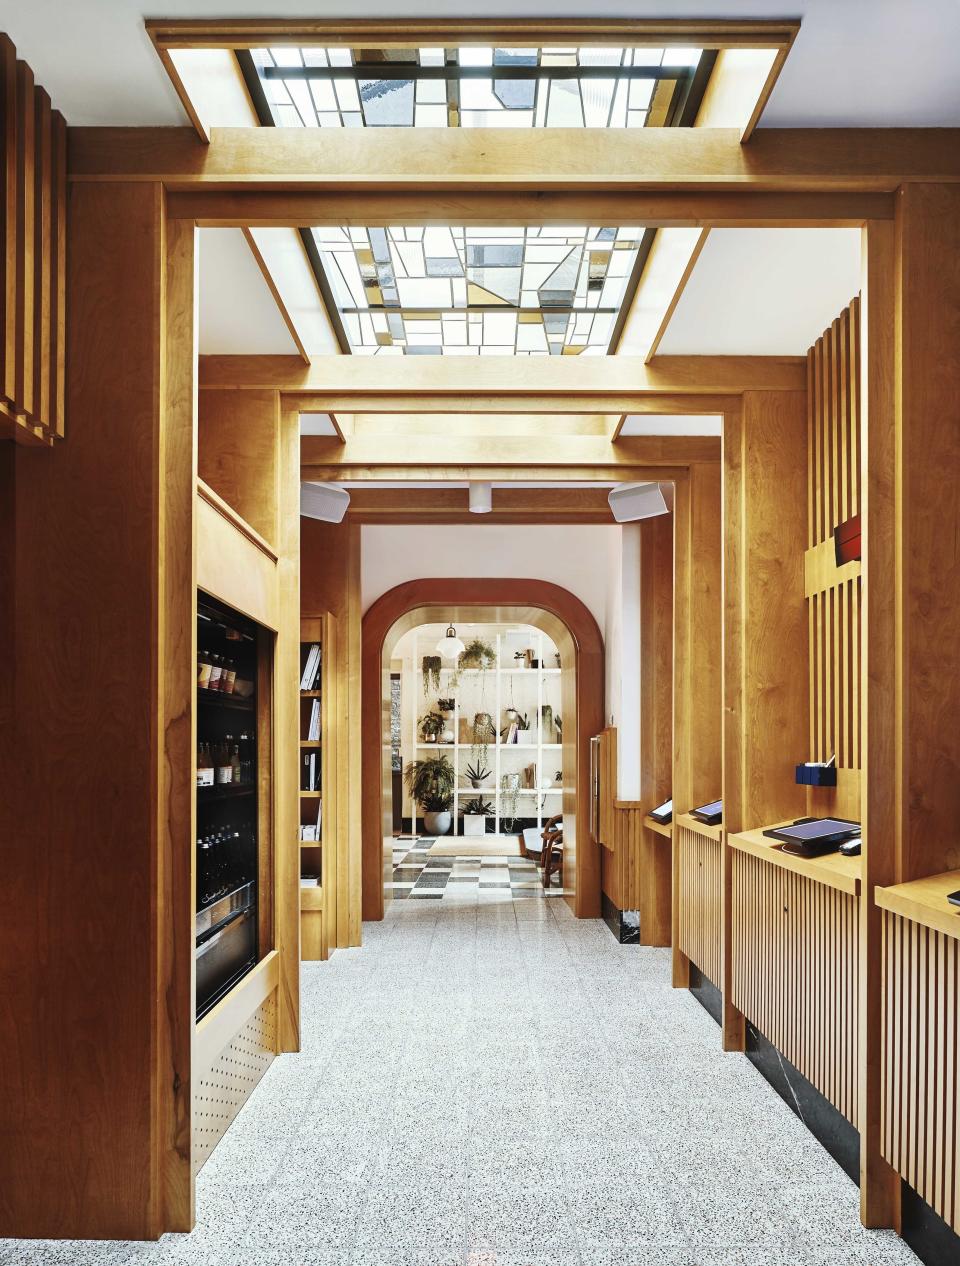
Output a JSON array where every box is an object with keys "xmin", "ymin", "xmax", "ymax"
[{"xmin": 1, "ymin": 897, "xmax": 921, "ymax": 1266}]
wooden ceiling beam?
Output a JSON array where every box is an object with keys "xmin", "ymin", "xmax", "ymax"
[
  {"xmin": 344, "ymin": 486, "xmax": 619, "ymax": 525},
  {"xmin": 69, "ymin": 127, "xmax": 960, "ymax": 193},
  {"xmin": 300, "ymin": 433, "xmax": 719, "ymax": 477},
  {"xmin": 199, "ymin": 353, "xmax": 803, "ymax": 403}
]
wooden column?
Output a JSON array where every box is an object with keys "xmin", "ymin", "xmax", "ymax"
[
  {"xmin": 301, "ymin": 516, "xmax": 363, "ymax": 945},
  {"xmin": 721, "ymin": 391, "xmax": 808, "ymax": 1048},
  {"xmin": 0, "ymin": 182, "xmax": 195, "ymax": 1239},
  {"xmin": 672, "ymin": 461, "xmax": 722, "ymax": 987}
]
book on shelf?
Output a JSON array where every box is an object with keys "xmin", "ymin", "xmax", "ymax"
[
  {"xmin": 307, "ymin": 698, "xmax": 321, "ymax": 742},
  {"xmin": 299, "ymin": 802, "xmax": 322, "ymax": 841},
  {"xmin": 301, "ymin": 751, "xmax": 321, "ymax": 792},
  {"xmin": 300, "ymin": 876, "xmax": 320, "ymax": 887},
  {"xmin": 300, "ymin": 643, "xmax": 322, "ymax": 692}
]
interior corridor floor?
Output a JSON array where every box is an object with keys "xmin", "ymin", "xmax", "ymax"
[{"xmin": 2, "ymin": 899, "xmax": 920, "ymax": 1266}]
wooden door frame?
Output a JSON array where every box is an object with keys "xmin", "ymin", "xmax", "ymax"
[{"xmin": 361, "ymin": 579, "xmax": 604, "ymax": 921}]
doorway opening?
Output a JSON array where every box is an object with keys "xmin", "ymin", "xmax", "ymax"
[{"xmin": 387, "ymin": 617, "xmax": 567, "ymax": 905}]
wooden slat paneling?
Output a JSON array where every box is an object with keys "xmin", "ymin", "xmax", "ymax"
[
  {"xmin": 678, "ymin": 822, "xmax": 722, "ymax": 987},
  {"xmin": 732, "ymin": 848, "xmax": 860, "ymax": 1125},
  {"xmin": 804, "ymin": 297, "xmax": 862, "ymax": 816},
  {"xmin": 0, "ymin": 39, "xmax": 65, "ymax": 443},
  {"xmin": 882, "ymin": 909, "xmax": 960, "ymax": 1233}
]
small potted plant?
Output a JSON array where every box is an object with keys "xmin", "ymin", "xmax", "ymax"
[
  {"xmin": 437, "ymin": 697, "xmax": 456, "ymax": 719},
  {"xmin": 461, "ymin": 796, "xmax": 493, "ymax": 837},
  {"xmin": 464, "ymin": 760, "xmax": 490, "ymax": 789},
  {"xmin": 404, "ymin": 754, "xmax": 455, "ymax": 835},
  {"xmin": 419, "ymin": 711, "xmax": 446, "ymax": 743}
]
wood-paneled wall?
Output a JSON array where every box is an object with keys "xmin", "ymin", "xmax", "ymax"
[
  {"xmin": 806, "ymin": 298, "xmax": 862, "ymax": 819},
  {"xmin": 881, "ymin": 910, "xmax": 960, "ymax": 1233},
  {"xmin": 0, "ymin": 36, "xmax": 66, "ymax": 446},
  {"xmin": 678, "ymin": 820, "xmax": 722, "ymax": 988},
  {"xmin": 732, "ymin": 850, "xmax": 860, "ymax": 1125}
]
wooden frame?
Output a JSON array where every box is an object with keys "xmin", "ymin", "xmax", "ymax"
[{"xmin": 361, "ymin": 581, "xmax": 604, "ymax": 922}]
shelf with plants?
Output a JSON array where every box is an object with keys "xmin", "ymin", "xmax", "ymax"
[
  {"xmin": 405, "ymin": 625, "xmax": 564, "ymax": 839},
  {"xmin": 299, "ymin": 614, "xmax": 336, "ymax": 961}
]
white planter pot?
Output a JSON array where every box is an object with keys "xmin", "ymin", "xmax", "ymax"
[
  {"xmin": 463, "ymin": 814, "xmax": 487, "ymax": 838},
  {"xmin": 423, "ymin": 810, "xmax": 451, "ymax": 836}
]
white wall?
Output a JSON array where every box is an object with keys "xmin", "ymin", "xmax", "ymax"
[
  {"xmin": 603, "ymin": 523, "xmax": 642, "ymax": 800},
  {"xmin": 361, "ymin": 524, "xmax": 620, "ymax": 636}
]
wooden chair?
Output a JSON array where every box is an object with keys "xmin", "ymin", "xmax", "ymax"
[{"xmin": 540, "ymin": 815, "xmax": 564, "ymax": 889}]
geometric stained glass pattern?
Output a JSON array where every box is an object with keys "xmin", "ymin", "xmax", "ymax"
[
  {"xmin": 312, "ymin": 226, "xmax": 644, "ymax": 355},
  {"xmin": 251, "ymin": 46, "xmax": 702, "ymax": 130}
]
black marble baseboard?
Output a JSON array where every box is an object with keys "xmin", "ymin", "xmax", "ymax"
[
  {"xmin": 687, "ymin": 962, "xmax": 722, "ymax": 1025},
  {"xmin": 601, "ymin": 892, "xmax": 640, "ymax": 944},
  {"xmin": 902, "ymin": 1180, "xmax": 960, "ymax": 1266},
  {"xmin": 745, "ymin": 1023, "xmax": 860, "ymax": 1184}
]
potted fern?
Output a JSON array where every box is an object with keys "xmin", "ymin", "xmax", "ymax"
[{"xmin": 404, "ymin": 754, "xmax": 455, "ymax": 835}]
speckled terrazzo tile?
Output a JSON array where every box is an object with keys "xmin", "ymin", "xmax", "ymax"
[{"xmin": 0, "ymin": 1240, "xmax": 156, "ymax": 1266}]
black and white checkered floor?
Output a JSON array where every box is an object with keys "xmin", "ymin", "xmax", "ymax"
[{"xmin": 389, "ymin": 838, "xmax": 565, "ymax": 901}]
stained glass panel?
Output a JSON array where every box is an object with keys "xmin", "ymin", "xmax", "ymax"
[
  {"xmin": 312, "ymin": 226, "xmax": 644, "ymax": 355},
  {"xmin": 251, "ymin": 46, "xmax": 701, "ymax": 130}
]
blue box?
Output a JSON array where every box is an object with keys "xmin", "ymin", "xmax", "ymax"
[{"xmin": 795, "ymin": 763, "xmax": 837, "ymax": 787}]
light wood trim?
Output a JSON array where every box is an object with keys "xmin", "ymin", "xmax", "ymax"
[
  {"xmin": 155, "ymin": 45, "xmax": 210, "ymax": 143},
  {"xmin": 199, "ymin": 353, "xmax": 805, "ymax": 397},
  {"xmin": 728, "ymin": 824, "xmax": 861, "ymax": 897},
  {"xmin": 197, "ymin": 477, "xmax": 278, "ymax": 562},
  {"xmin": 241, "ymin": 227, "xmax": 310, "ymax": 365},
  {"xmin": 860, "ymin": 217, "xmax": 901, "ymax": 1228},
  {"xmin": 147, "ymin": 17, "xmax": 799, "ymax": 51},
  {"xmin": 804, "ymin": 538, "xmax": 861, "ymax": 597},
  {"xmin": 346, "ymin": 486, "xmax": 615, "ymax": 525},
  {"xmin": 300, "ymin": 886, "xmax": 324, "ymax": 911},
  {"xmin": 876, "ymin": 873, "xmax": 960, "ymax": 943},
  {"xmin": 675, "ymin": 810, "xmax": 723, "ymax": 843},
  {"xmin": 677, "ymin": 820, "xmax": 722, "ymax": 987},
  {"xmin": 68, "ymin": 126, "xmax": 960, "ymax": 192},
  {"xmin": 195, "ymin": 950, "xmax": 279, "ymax": 1077},
  {"xmin": 197, "ymin": 492, "xmax": 279, "ymax": 631},
  {"xmin": 644, "ymin": 816, "xmax": 672, "ymax": 839},
  {"xmin": 646, "ymin": 229, "xmax": 710, "ymax": 361},
  {"xmin": 171, "ymin": 188, "xmax": 894, "ymax": 231}
]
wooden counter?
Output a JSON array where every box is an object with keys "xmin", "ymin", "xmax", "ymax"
[
  {"xmin": 676, "ymin": 812, "xmax": 723, "ymax": 987},
  {"xmin": 727, "ymin": 823, "xmax": 862, "ymax": 897},
  {"xmin": 875, "ymin": 869, "xmax": 960, "ymax": 941},
  {"xmin": 675, "ymin": 810, "xmax": 722, "ymax": 842},
  {"xmin": 644, "ymin": 815, "xmax": 672, "ymax": 839}
]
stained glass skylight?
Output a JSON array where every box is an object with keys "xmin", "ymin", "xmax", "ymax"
[
  {"xmin": 312, "ymin": 226, "xmax": 644, "ymax": 356},
  {"xmin": 247, "ymin": 46, "xmax": 703, "ymax": 129}
]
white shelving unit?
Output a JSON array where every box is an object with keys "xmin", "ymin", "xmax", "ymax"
[{"xmin": 406, "ymin": 625, "xmax": 564, "ymax": 838}]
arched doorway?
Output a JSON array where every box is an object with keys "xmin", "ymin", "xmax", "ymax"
[{"xmin": 361, "ymin": 579, "xmax": 604, "ymax": 921}]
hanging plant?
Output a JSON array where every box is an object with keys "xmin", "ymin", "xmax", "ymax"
[
  {"xmin": 500, "ymin": 772, "xmax": 521, "ymax": 832},
  {"xmin": 458, "ymin": 638, "xmax": 496, "ymax": 672},
  {"xmin": 422, "ymin": 654, "xmax": 442, "ymax": 697},
  {"xmin": 471, "ymin": 711, "xmax": 497, "ymax": 769}
]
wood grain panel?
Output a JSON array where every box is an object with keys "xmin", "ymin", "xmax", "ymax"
[
  {"xmin": 732, "ymin": 848, "xmax": 860, "ymax": 1125},
  {"xmin": 678, "ymin": 821, "xmax": 722, "ymax": 988},
  {"xmin": 805, "ymin": 298, "xmax": 862, "ymax": 820},
  {"xmin": 882, "ymin": 909, "xmax": 960, "ymax": 1233},
  {"xmin": 0, "ymin": 38, "xmax": 66, "ymax": 442}
]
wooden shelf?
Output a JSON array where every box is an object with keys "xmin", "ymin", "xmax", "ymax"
[
  {"xmin": 676, "ymin": 811, "xmax": 723, "ymax": 843},
  {"xmin": 644, "ymin": 816, "xmax": 673, "ymax": 839},
  {"xmin": 299, "ymin": 885, "xmax": 324, "ymax": 911},
  {"xmin": 727, "ymin": 823, "xmax": 862, "ymax": 897},
  {"xmin": 876, "ymin": 870, "xmax": 960, "ymax": 941},
  {"xmin": 198, "ymin": 690, "xmax": 255, "ymax": 713},
  {"xmin": 299, "ymin": 790, "xmax": 322, "ymax": 799},
  {"xmin": 300, "ymin": 838, "xmax": 322, "ymax": 848},
  {"xmin": 300, "ymin": 689, "xmax": 322, "ymax": 697},
  {"xmin": 299, "ymin": 740, "xmax": 322, "ymax": 748}
]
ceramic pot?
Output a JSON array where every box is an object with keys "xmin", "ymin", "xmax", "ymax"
[{"xmin": 423, "ymin": 810, "xmax": 451, "ymax": 836}]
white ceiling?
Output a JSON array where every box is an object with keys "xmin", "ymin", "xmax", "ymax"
[
  {"xmin": 2, "ymin": 0, "xmax": 959, "ymax": 127},
  {"xmin": 619, "ymin": 415, "xmax": 722, "ymax": 436},
  {"xmin": 198, "ymin": 228, "xmax": 298, "ymax": 355},
  {"xmin": 656, "ymin": 229, "xmax": 862, "ymax": 355}
]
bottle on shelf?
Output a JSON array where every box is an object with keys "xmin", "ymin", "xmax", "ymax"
[
  {"xmin": 208, "ymin": 653, "xmax": 223, "ymax": 692},
  {"xmin": 216, "ymin": 738, "xmax": 233, "ymax": 785},
  {"xmin": 197, "ymin": 651, "xmax": 212, "ymax": 691},
  {"xmin": 197, "ymin": 742, "xmax": 214, "ymax": 788},
  {"xmin": 221, "ymin": 657, "xmax": 237, "ymax": 695},
  {"xmin": 230, "ymin": 742, "xmax": 242, "ymax": 786},
  {"xmin": 239, "ymin": 732, "xmax": 254, "ymax": 784}
]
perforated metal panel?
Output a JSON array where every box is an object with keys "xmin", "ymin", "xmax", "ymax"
[{"xmin": 193, "ymin": 992, "xmax": 277, "ymax": 1174}]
